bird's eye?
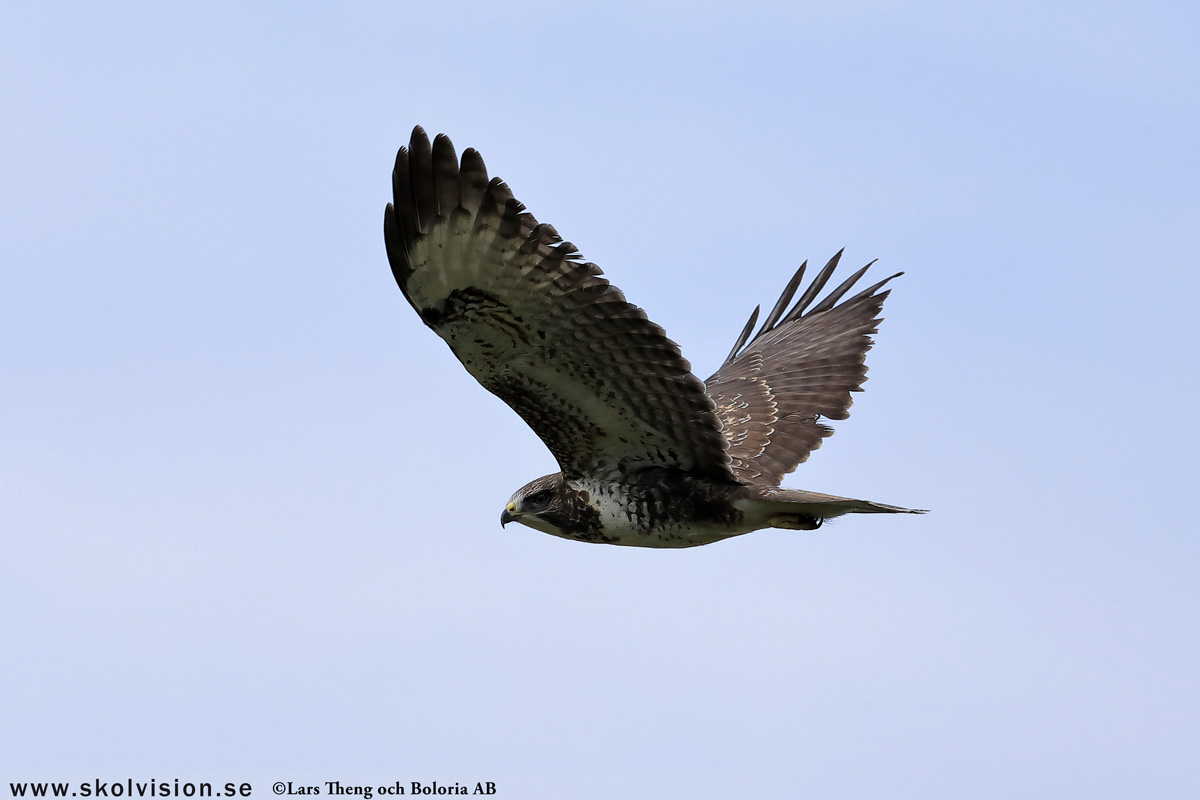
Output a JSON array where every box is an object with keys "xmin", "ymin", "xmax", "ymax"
[{"xmin": 527, "ymin": 490, "xmax": 552, "ymax": 507}]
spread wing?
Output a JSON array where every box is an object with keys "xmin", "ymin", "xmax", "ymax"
[
  {"xmin": 384, "ymin": 127, "xmax": 732, "ymax": 482},
  {"xmin": 705, "ymin": 251, "xmax": 900, "ymax": 485}
]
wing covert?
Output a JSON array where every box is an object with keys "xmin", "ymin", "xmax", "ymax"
[
  {"xmin": 385, "ymin": 127, "xmax": 732, "ymax": 482},
  {"xmin": 706, "ymin": 251, "xmax": 901, "ymax": 485}
]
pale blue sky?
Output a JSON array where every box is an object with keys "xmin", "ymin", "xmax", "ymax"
[{"xmin": 2, "ymin": 1, "xmax": 1198, "ymax": 797}]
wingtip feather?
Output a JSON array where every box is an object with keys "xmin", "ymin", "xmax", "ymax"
[
  {"xmin": 725, "ymin": 305, "xmax": 761, "ymax": 364},
  {"xmin": 757, "ymin": 261, "xmax": 807, "ymax": 339},
  {"xmin": 431, "ymin": 132, "xmax": 460, "ymax": 217}
]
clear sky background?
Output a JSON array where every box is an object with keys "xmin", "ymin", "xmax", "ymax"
[{"xmin": 2, "ymin": 1, "xmax": 1197, "ymax": 797}]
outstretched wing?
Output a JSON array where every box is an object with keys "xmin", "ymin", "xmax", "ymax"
[
  {"xmin": 706, "ymin": 251, "xmax": 900, "ymax": 485},
  {"xmin": 384, "ymin": 127, "xmax": 732, "ymax": 482}
]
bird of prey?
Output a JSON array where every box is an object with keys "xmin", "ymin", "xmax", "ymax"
[{"xmin": 384, "ymin": 126, "xmax": 923, "ymax": 547}]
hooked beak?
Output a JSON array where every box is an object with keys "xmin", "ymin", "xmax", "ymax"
[{"xmin": 500, "ymin": 502, "xmax": 516, "ymax": 527}]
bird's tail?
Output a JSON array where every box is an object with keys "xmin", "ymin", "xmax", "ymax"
[{"xmin": 737, "ymin": 486, "xmax": 926, "ymax": 530}]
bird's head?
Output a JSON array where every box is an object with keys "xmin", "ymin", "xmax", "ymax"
[{"xmin": 501, "ymin": 473, "xmax": 568, "ymax": 535}]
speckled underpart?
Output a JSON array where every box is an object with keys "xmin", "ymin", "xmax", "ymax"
[{"xmin": 578, "ymin": 469, "xmax": 747, "ymax": 547}]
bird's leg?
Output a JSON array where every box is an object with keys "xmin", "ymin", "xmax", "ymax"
[{"xmin": 767, "ymin": 513, "xmax": 823, "ymax": 531}]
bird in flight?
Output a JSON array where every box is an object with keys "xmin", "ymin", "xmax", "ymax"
[{"xmin": 384, "ymin": 127, "xmax": 923, "ymax": 547}]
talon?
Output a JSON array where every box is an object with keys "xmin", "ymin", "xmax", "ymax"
[{"xmin": 768, "ymin": 513, "xmax": 823, "ymax": 531}]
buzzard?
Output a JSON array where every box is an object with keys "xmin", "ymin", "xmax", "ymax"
[{"xmin": 384, "ymin": 127, "xmax": 923, "ymax": 547}]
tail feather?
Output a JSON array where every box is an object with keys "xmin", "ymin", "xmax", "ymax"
[{"xmin": 739, "ymin": 485, "xmax": 926, "ymax": 530}]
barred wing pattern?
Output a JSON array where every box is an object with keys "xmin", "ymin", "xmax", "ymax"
[
  {"xmin": 384, "ymin": 127, "xmax": 733, "ymax": 482},
  {"xmin": 706, "ymin": 251, "xmax": 901, "ymax": 485}
]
